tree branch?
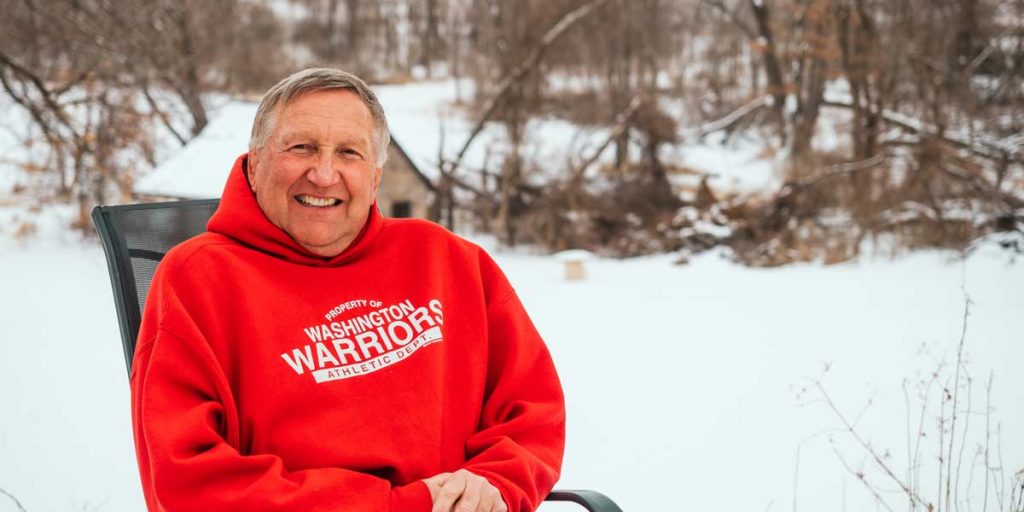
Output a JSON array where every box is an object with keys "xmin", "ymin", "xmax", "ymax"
[
  {"xmin": 0, "ymin": 49, "xmax": 82, "ymax": 140},
  {"xmin": 701, "ymin": 0, "xmax": 756, "ymax": 38},
  {"xmin": 571, "ymin": 95, "xmax": 643, "ymax": 179},
  {"xmin": 444, "ymin": 0, "xmax": 610, "ymax": 178}
]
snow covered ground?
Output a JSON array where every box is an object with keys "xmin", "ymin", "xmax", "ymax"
[
  {"xmin": 2, "ymin": 78, "xmax": 1021, "ymax": 512},
  {"xmin": 1, "ymin": 212, "xmax": 1021, "ymax": 512}
]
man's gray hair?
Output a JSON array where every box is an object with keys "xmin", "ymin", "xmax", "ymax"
[{"xmin": 249, "ymin": 68, "xmax": 390, "ymax": 165}]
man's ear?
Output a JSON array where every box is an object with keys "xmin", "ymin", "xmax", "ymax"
[
  {"xmin": 247, "ymin": 152, "xmax": 259, "ymax": 193},
  {"xmin": 372, "ymin": 166, "xmax": 383, "ymax": 195}
]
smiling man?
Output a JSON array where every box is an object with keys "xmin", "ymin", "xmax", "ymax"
[
  {"xmin": 247, "ymin": 85, "xmax": 382, "ymax": 257},
  {"xmin": 130, "ymin": 68, "xmax": 565, "ymax": 512}
]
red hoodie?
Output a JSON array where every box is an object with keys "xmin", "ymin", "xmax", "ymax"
[{"xmin": 131, "ymin": 154, "xmax": 565, "ymax": 512}]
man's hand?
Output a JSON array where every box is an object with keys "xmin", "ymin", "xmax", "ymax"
[
  {"xmin": 423, "ymin": 472, "xmax": 451, "ymax": 502},
  {"xmin": 424, "ymin": 469, "xmax": 508, "ymax": 512}
]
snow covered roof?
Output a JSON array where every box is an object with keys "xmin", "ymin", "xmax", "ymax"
[{"xmin": 135, "ymin": 101, "xmax": 255, "ymax": 199}]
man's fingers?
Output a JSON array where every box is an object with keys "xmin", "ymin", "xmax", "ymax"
[
  {"xmin": 486, "ymin": 484, "xmax": 508, "ymax": 512},
  {"xmin": 429, "ymin": 469, "xmax": 506, "ymax": 512},
  {"xmin": 432, "ymin": 472, "xmax": 467, "ymax": 512},
  {"xmin": 427, "ymin": 472, "xmax": 452, "ymax": 483},
  {"xmin": 423, "ymin": 472, "xmax": 452, "ymax": 502},
  {"xmin": 454, "ymin": 475, "xmax": 482, "ymax": 512}
]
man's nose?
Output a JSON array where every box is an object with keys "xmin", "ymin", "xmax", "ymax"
[{"xmin": 306, "ymin": 152, "xmax": 341, "ymax": 187}]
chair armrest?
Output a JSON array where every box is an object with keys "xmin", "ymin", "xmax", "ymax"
[{"xmin": 544, "ymin": 489, "xmax": 623, "ymax": 512}]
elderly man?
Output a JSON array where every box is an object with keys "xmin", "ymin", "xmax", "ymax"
[{"xmin": 131, "ymin": 68, "xmax": 565, "ymax": 512}]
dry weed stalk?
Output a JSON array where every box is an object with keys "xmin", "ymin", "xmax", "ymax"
[
  {"xmin": 801, "ymin": 265, "xmax": 1020, "ymax": 512},
  {"xmin": 0, "ymin": 487, "xmax": 28, "ymax": 512}
]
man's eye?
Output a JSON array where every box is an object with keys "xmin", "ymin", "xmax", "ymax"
[
  {"xmin": 290, "ymin": 144, "xmax": 316, "ymax": 153},
  {"xmin": 339, "ymin": 148, "xmax": 363, "ymax": 159}
]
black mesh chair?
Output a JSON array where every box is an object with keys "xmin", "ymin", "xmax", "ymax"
[{"xmin": 92, "ymin": 199, "xmax": 622, "ymax": 512}]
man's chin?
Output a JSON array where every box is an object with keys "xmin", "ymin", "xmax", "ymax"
[
  {"xmin": 285, "ymin": 212, "xmax": 369, "ymax": 257},
  {"xmin": 293, "ymin": 233, "xmax": 353, "ymax": 258}
]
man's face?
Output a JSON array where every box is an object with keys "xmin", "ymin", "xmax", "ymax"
[{"xmin": 248, "ymin": 89, "xmax": 383, "ymax": 257}]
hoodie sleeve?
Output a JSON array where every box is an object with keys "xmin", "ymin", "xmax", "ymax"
[
  {"xmin": 130, "ymin": 263, "xmax": 431, "ymax": 512},
  {"xmin": 460, "ymin": 252, "xmax": 566, "ymax": 512}
]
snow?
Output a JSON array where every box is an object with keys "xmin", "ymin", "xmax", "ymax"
[
  {"xmin": 525, "ymin": 246, "xmax": 1024, "ymax": 512},
  {"xmin": 554, "ymin": 249, "xmax": 595, "ymax": 262},
  {"xmin": 668, "ymin": 131, "xmax": 781, "ymax": 195},
  {"xmin": 1, "ymin": 208, "xmax": 1023, "ymax": 512}
]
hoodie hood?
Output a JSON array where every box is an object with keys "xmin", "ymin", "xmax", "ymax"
[{"xmin": 207, "ymin": 153, "xmax": 382, "ymax": 267}]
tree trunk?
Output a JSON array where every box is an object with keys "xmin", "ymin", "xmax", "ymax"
[
  {"xmin": 346, "ymin": 0, "xmax": 361, "ymax": 53},
  {"xmin": 166, "ymin": 3, "xmax": 208, "ymax": 135},
  {"xmin": 496, "ymin": 87, "xmax": 524, "ymax": 247},
  {"xmin": 749, "ymin": 0, "xmax": 787, "ymax": 140}
]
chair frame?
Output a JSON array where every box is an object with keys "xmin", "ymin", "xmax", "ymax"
[{"xmin": 93, "ymin": 198, "xmax": 220, "ymax": 374}]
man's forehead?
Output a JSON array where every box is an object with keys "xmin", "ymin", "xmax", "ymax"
[
  {"xmin": 271, "ymin": 91, "xmax": 374, "ymax": 142},
  {"xmin": 277, "ymin": 124, "xmax": 368, "ymax": 140},
  {"xmin": 280, "ymin": 89, "xmax": 373, "ymax": 120}
]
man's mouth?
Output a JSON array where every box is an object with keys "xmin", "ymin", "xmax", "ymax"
[{"xmin": 295, "ymin": 194, "xmax": 342, "ymax": 208}]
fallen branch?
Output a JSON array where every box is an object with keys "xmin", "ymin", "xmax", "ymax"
[
  {"xmin": 935, "ymin": 159, "xmax": 1024, "ymax": 212},
  {"xmin": 694, "ymin": 94, "xmax": 771, "ymax": 137},
  {"xmin": 821, "ymin": 96, "xmax": 1020, "ymax": 162},
  {"xmin": 784, "ymin": 153, "xmax": 888, "ymax": 193}
]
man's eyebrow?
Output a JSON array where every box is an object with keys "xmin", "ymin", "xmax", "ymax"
[
  {"xmin": 277, "ymin": 131, "xmax": 316, "ymax": 145},
  {"xmin": 278, "ymin": 131, "xmax": 371, "ymax": 149}
]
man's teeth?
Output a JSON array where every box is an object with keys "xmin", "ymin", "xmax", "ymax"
[{"xmin": 296, "ymin": 195, "xmax": 341, "ymax": 207}]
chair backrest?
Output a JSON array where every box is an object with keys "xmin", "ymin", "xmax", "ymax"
[{"xmin": 92, "ymin": 199, "xmax": 220, "ymax": 375}]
